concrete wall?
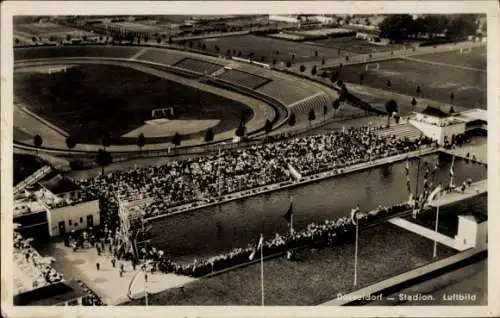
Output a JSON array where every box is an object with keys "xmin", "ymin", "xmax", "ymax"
[
  {"xmin": 48, "ymin": 200, "xmax": 100, "ymax": 236},
  {"xmin": 409, "ymin": 119, "xmax": 465, "ymax": 145}
]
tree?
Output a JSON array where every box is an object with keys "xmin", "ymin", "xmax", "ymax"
[
  {"xmin": 83, "ymin": 35, "xmax": 88, "ymax": 42},
  {"xmin": 156, "ymin": 37, "xmax": 162, "ymax": 44},
  {"xmin": 260, "ymin": 56, "xmax": 265, "ymax": 62},
  {"xmin": 359, "ymin": 73, "xmax": 365, "ymax": 83},
  {"xmin": 172, "ymin": 132, "xmax": 182, "ymax": 147},
  {"xmin": 33, "ymin": 134, "xmax": 43, "ymax": 155},
  {"xmin": 272, "ymin": 58, "xmax": 277, "ymax": 65},
  {"xmin": 385, "ymin": 99, "xmax": 399, "ymax": 127},
  {"xmin": 288, "ymin": 113, "xmax": 296, "ymax": 127},
  {"xmin": 321, "ymin": 58, "xmax": 325, "ymax": 65},
  {"xmin": 101, "ymin": 134, "xmax": 111, "ymax": 150},
  {"xmin": 235, "ymin": 124, "xmax": 246, "ymax": 137},
  {"xmin": 286, "ymin": 61, "xmax": 291, "ymax": 68},
  {"xmin": 32, "ymin": 36, "xmax": 37, "ymax": 43},
  {"xmin": 95, "ymin": 149, "xmax": 113, "ymax": 175},
  {"xmin": 308, "ymin": 108, "xmax": 316, "ymax": 124},
  {"xmin": 227, "ymin": 49, "xmax": 231, "ymax": 56},
  {"xmin": 65, "ymin": 135, "xmax": 77, "ymax": 151},
  {"xmin": 15, "ymin": 38, "xmax": 20, "ymax": 45},
  {"xmin": 311, "ymin": 65, "xmax": 317, "ymax": 76},
  {"xmin": 345, "ymin": 55, "xmax": 349, "ymax": 62},
  {"xmin": 215, "ymin": 45, "xmax": 220, "ymax": 53},
  {"xmin": 315, "ymin": 49, "xmax": 319, "ymax": 57},
  {"xmin": 331, "ymin": 70, "xmax": 340, "ymax": 83},
  {"xmin": 264, "ymin": 119, "xmax": 273, "ymax": 134},
  {"xmin": 204, "ymin": 128, "xmax": 214, "ymax": 142},
  {"xmin": 450, "ymin": 92, "xmax": 455, "ymax": 101},
  {"xmin": 137, "ymin": 133, "xmax": 146, "ymax": 152},
  {"xmin": 386, "ymin": 79, "xmax": 392, "ymax": 88},
  {"xmin": 320, "ymin": 71, "xmax": 328, "ymax": 78},
  {"xmin": 144, "ymin": 36, "xmax": 149, "ymax": 43},
  {"xmin": 333, "ymin": 98, "xmax": 341, "ymax": 110},
  {"xmin": 300, "ymin": 65, "xmax": 306, "ymax": 73},
  {"xmin": 49, "ymin": 36, "xmax": 56, "ymax": 42},
  {"xmin": 202, "ymin": 43, "xmax": 207, "ymax": 50},
  {"xmin": 66, "ymin": 34, "xmax": 72, "ymax": 42},
  {"xmin": 411, "ymin": 97, "xmax": 417, "ymax": 107},
  {"xmin": 449, "ymin": 106, "xmax": 455, "ymax": 114},
  {"xmin": 416, "ymin": 85, "xmax": 422, "ymax": 94}
]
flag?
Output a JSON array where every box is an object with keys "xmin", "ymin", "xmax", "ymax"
[
  {"xmin": 283, "ymin": 200, "xmax": 293, "ymax": 223},
  {"xmin": 249, "ymin": 234, "xmax": 264, "ymax": 260},
  {"xmin": 350, "ymin": 205, "xmax": 361, "ymax": 225},
  {"xmin": 406, "ymin": 176, "xmax": 411, "ymax": 193},
  {"xmin": 449, "ymin": 156, "xmax": 455, "ymax": 177},
  {"xmin": 426, "ymin": 185, "xmax": 443, "ymax": 205}
]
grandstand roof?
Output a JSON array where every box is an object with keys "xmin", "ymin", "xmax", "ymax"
[
  {"xmin": 419, "ymin": 106, "xmax": 450, "ymax": 118},
  {"xmin": 13, "ymin": 280, "xmax": 87, "ymax": 306}
]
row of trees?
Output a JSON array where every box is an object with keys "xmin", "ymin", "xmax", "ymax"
[{"xmin": 379, "ymin": 14, "xmax": 479, "ymax": 42}]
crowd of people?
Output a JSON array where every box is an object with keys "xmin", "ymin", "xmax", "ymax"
[
  {"xmin": 151, "ymin": 201, "xmax": 417, "ymax": 277},
  {"xmin": 75, "ymin": 126, "xmax": 434, "ymax": 219},
  {"xmin": 13, "ymin": 232, "xmax": 63, "ymax": 289}
]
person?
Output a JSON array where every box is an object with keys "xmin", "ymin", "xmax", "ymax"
[
  {"xmin": 111, "ymin": 258, "xmax": 116, "ymax": 268},
  {"xmin": 96, "ymin": 246, "xmax": 101, "ymax": 256},
  {"xmin": 96, "ymin": 262, "xmax": 100, "ymax": 271},
  {"xmin": 119, "ymin": 269, "xmax": 123, "ymax": 277},
  {"xmin": 144, "ymin": 273, "xmax": 148, "ymax": 282},
  {"xmin": 120, "ymin": 263, "xmax": 124, "ymax": 273}
]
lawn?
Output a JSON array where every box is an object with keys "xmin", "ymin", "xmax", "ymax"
[
  {"xmin": 412, "ymin": 47, "xmax": 486, "ymax": 70},
  {"xmin": 310, "ymin": 38, "xmax": 401, "ymax": 55},
  {"xmin": 333, "ymin": 58, "xmax": 486, "ymax": 109},
  {"xmin": 125, "ymin": 222, "xmax": 457, "ymax": 306},
  {"xmin": 14, "ymin": 46, "xmax": 141, "ymax": 60},
  {"xmin": 199, "ymin": 35, "xmax": 341, "ymax": 64},
  {"xmin": 14, "ymin": 63, "xmax": 253, "ymax": 144}
]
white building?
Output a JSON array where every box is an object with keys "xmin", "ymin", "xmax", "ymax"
[
  {"xmin": 47, "ymin": 198, "xmax": 100, "ymax": 237},
  {"xmin": 409, "ymin": 106, "xmax": 466, "ymax": 145}
]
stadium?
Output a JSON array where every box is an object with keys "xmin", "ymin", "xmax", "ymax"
[{"xmin": 9, "ymin": 14, "xmax": 490, "ymax": 309}]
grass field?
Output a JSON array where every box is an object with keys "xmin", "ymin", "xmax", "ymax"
[
  {"xmin": 411, "ymin": 47, "xmax": 486, "ymax": 70},
  {"xmin": 334, "ymin": 58, "xmax": 486, "ymax": 108},
  {"xmin": 15, "ymin": 23, "xmax": 86, "ymax": 37},
  {"xmin": 14, "ymin": 46, "xmax": 141, "ymax": 60},
  {"xmin": 310, "ymin": 38, "xmax": 401, "ymax": 55},
  {"xmin": 200, "ymin": 35, "xmax": 341, "ymax": 63},
  {"xmin": 14, "ymin": 64, "xmax": 253, "ymax": 144},
  {"xmin": 125, "ymin": 222, "xmax": 456, "ymax": 306}
]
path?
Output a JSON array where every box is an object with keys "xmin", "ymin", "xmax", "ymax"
[{"xmin": 47, "ymin": 241, "xmax": 196, "ymax": 305}]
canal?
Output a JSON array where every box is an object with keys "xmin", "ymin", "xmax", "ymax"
[{"xmin": 149, "ymin": 152, "xmax": 487, "ymax": 263}]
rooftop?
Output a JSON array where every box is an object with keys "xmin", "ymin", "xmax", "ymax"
[{"xmin": 419, "ymin": 106, "xmax": 451, "ymax": 118}]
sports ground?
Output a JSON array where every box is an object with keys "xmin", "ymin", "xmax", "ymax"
[{"xmin": 332, "ymin": 48, "xmax": 486, "ymax": 109}]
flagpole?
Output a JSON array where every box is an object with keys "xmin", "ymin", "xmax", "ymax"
[
  {"xmin": 449, "ymin": 156, "xmax": 455, "ymax": 189},
  {"xmin": 354, "ymin": 222, "xmax": 358, "ymax": 286},
  {"xmin": 433, "ymin": 195, "xmax": 440, "ymax": 258},
  {"xmin": 260, "ymin": 234, "xmax": 264, "ymax": 306}
]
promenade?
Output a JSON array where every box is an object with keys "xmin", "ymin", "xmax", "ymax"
[{"xmin": 46, "ymin": 241, "xmax": 196, "ymax": 305}]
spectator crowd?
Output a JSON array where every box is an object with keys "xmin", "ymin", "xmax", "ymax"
[{"xmin": 76, "ymin": 126, "xmax": 435, "ymax": 219}]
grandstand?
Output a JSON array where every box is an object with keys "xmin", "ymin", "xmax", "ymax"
[
  {"xmin": 215, "ymin": 68, "xmax": 272, "ymax": 89},
  {"xmin": 172, "ymin": 58, "xmax": 225, "ymax": 75}
]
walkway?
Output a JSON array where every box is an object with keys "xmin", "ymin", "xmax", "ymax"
[
  {"xmin": 428, "ymin": 179, "xmax": 487, "ymax": 208},
  {"xmin": 388, "ymin": 217, "xmax": 456, "ymax": 249},
  {"xmin": 441, "ymin": 140, "xmax": 487, "ymax": 165},
  {"xmin": 320, "ymin": 246, "xmax": 484, "ymax": 306},
  {"xmin": 47, "ymin": 241, "xmax": 196, "ymax": 305}
]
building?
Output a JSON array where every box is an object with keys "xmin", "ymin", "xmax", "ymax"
[
  {"xmin": 13, "ymin": 172, "xmax": 99, "ymax": 238},
  {"xmin": 268, "ymin": 15, "xmax": 301, "ymax": 24},
  {"xmin": 409, "ymin": 106, "xmax": 466, "ymax": 145}
]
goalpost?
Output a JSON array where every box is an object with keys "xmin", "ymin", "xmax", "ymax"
[
  {"xmin": 365, "ymin": 63, "xmax": 380, "ymax": 71},
  {"xmin": 459, "ymin": 47, "xmax": 472, "ymax": 55}
]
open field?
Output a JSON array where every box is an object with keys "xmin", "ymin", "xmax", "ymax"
[
  {"xmin": 15, "ymin": 23, "xmax": 90, "ymax": 37},
  {"xmin": 410, "ymin": 46, "xmax": 486, "ymax": 70},
  {"xmin": 310, "ymin": 38, "xmax": 403, "ymax": 54},
  {"xmin": 14, "ymin": 46, "xmax": 141, "ymax": 60},
  {"xmin": 134, "ymin": 48, "xmax": 188, "ymax": 65},
  {"xmin": 200, "ymin": 34, "xmax": 342, "ymax": 63},
  {"xmin": 334, "ymin": 58, "xmax": 486, "ymax": 108},
  {"xmin": 14, "ymin": 64, "xmax": 252, "ymax": 144},
  {"xmin": 125, "ymin": 222, "xmax": 456, "ymax": 306}
]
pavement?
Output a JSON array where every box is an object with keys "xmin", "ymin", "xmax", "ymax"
[{"xmin": 46, "ymin": 241, "xmax": 196, "ymax": 305}]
